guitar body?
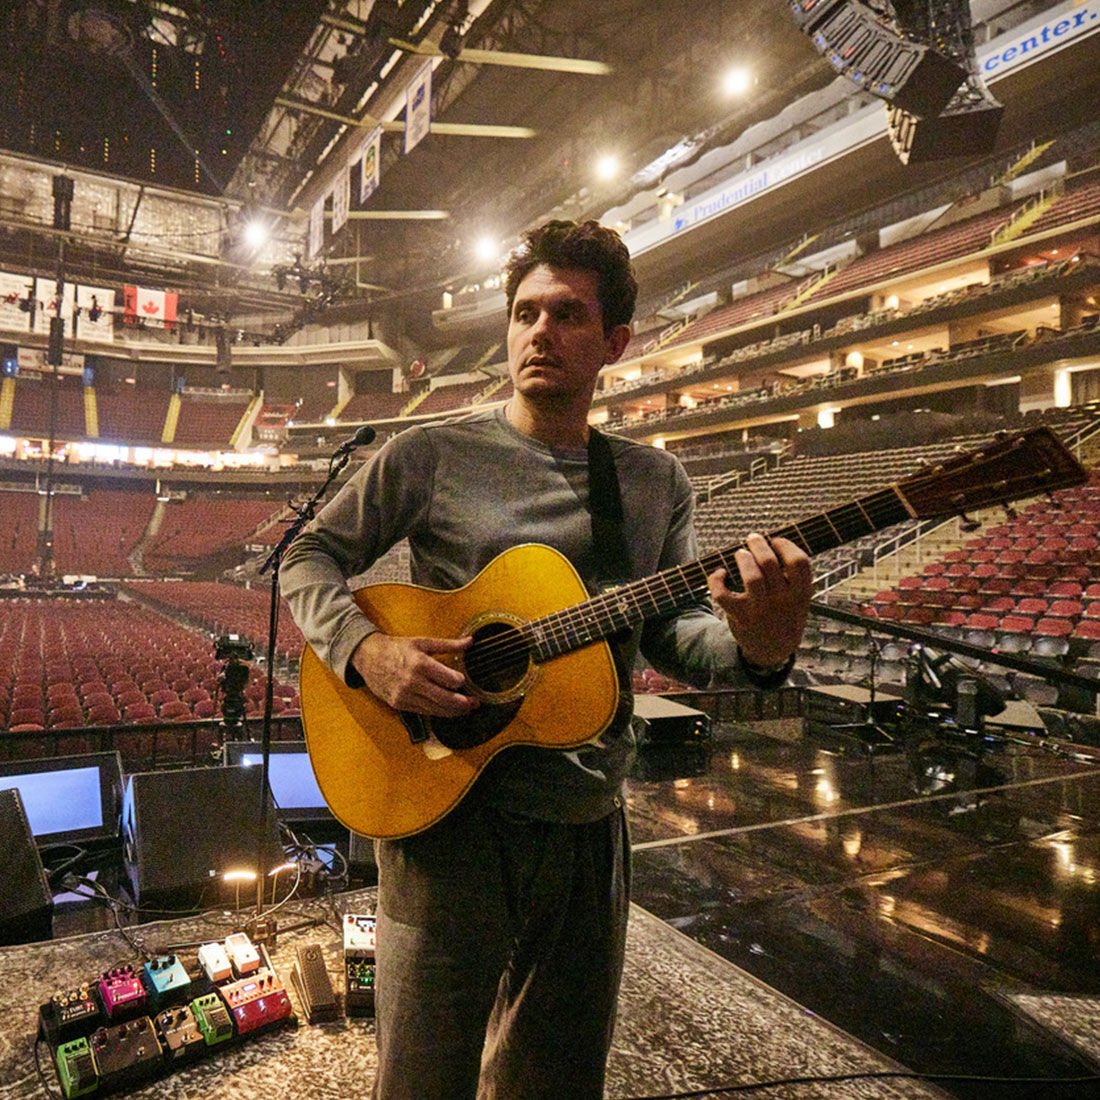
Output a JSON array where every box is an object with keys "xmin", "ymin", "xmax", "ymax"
[{"xmin": 299, "ymin": 543, "xmax": 620, "ymax": 839}]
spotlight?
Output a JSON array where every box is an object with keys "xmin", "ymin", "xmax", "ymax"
[
  {"xmin": 722, "ymin": 66, "xmax": 752, "ymax": 96},
  {"xmin": 595, "ymin": 153, "xmax": 619, "ymax": 182},
  {"xmin": 243, "ymin": 220, "xmax": 269, "ymax": 249},
  {"xmin": 473, "ymin": 236, "xmax": 498, "ymax": 264}
]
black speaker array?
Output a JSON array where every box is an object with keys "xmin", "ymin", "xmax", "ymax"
[
  {"xmin": 790, "ymin": 0, "xmax": 966, "ymax": 118},
  {"xmin": 887, "ymin": 93, "xmax": 1005, "ymax": 165}
]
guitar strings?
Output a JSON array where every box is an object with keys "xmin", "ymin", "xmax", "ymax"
[
  {"xmin": 462, "ymin": 451, "xmax": 1066, "ymax": 681},
  {"xmin": 463, "ymin": 486, "xmax": 907, "ymax": 680}
]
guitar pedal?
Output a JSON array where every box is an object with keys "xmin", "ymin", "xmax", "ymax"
[
  {"xmin": 97, "ymin": 965, "xmax": 147, "ymax": 1020},
  {"xmin": 224, "ymin": 931, "xmax": 261, "ymax": 976},
  {"xmin": 54, "ymin": 1037, "xmax": 97, "ymax": 1099},
  {"xmin": 190, "ymin": 992, "xmax": 234, "ymax": 1046},
  {"xmin": 142, "ymin": 954, "xmax": 192, "ymax": 1004},
  {"xmin": 291, "ymin": 943, "xmax": 338, "ymax": 1023},
  {"xmin": 343, "ymin": 913, "xmax": 377, "ymax": 1018},
  {"xmin": 198, "ymin": 941, "xmax": 233, "ymax": 983},
  {"xmin": 39, "ymin": 984, "xmax": 101, "ymax": 1045}
]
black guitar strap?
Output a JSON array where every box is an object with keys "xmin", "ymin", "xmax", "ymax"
[{"xmin": 586, "ymin": 427, "xmax": 631, "ymax": 586}]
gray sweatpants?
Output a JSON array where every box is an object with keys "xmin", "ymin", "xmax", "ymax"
[{"xmin": 371, "ymin": 799, "xmax": 631, "ymax": 1100}]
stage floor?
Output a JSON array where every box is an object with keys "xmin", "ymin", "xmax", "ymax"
[
  {"xmin": 627, "ymin": 717, "xmax": 1100, "ymax": 1099},
  {"xmin": 4, "ymin": 715, "xmax": 1099, "ymax": 1099},
  {"xmin": 3, "ymin": 887, "xmax": 944, "ymax": 1100}
]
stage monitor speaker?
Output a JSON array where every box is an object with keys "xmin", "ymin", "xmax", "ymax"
[
  {"xmin": 122, "ymin": 765, "xmax": 282, "ymax": 912},
  {"xmin": 806, "ymin": 2, "xmax": 966, "ymax": 118},
  {"xmin": 0, "ymin": 788, "xmax": 53, "ymax": 946},
  {"xmin": 632, "ymin": 694, "xmax": 711, "ymax": 745}
]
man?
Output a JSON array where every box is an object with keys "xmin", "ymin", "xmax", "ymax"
[{"xmin": 281, "ymin": 220, "xmax": 812, "ymax": 1099}]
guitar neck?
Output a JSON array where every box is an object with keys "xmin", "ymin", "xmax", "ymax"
[{"xmin": 526, "ymin": 484, "xmax": 913, "ymax": 662}]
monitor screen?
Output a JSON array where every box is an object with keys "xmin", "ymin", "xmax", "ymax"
[
  {"xmin": 0, "ymin": 752, "xmax": 123, "ymax": 846},
  {"xmin": 223, "ymin": 742, "xmax": 332, "ymax": 822}
]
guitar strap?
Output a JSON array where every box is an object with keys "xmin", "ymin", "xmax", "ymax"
[{"xmin": 586, "ymin": 427, "xmax": 631, "ymax": 586}]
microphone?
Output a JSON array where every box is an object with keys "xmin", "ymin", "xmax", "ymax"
[{"xmin": 335, "ymin": 425, "xmax": 377, "ymax": 454}]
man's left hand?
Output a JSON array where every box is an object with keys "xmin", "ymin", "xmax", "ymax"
[{"xmin": 708, "ymin": 533, "xmax": 813, "ymax": 669}]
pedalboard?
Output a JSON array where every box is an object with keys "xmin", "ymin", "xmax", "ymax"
[
  {"xmin": 343, "ymin": 913, "xmax": 377, "ymax": 1018},
  {"xmin": 38, "ymin": 932, "xmax": 297, "ymax": 1098}
]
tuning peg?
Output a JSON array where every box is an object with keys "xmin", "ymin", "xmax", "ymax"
[{"xmin": 958, "ymin": 513, "xmax": 981, "ymax": 532}]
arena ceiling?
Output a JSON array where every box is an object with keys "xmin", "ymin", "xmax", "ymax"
[{"xmin": 1, "ymin": 2, "xmax": 1099, "ymax": 329}]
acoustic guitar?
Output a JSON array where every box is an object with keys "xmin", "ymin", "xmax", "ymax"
[{"xmin": 299, "ymin": 426, "xmax": 1087, "ymax": 838}]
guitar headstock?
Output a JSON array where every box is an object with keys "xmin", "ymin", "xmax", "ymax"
[{"xmin": 898, "ymin": 427, "xmax": 1088, "ymax": 518}]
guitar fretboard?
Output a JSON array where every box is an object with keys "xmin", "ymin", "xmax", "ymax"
[{"xmin": 519, "ymin": 484, "xmax": 912, "ymax": 664}]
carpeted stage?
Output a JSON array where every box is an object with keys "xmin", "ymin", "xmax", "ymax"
[{"xmin": 1, "ymin": 889, "xmax": 945, "ymax": 1100}]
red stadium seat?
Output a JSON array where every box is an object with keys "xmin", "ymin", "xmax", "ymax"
[{"xmin": 1034, "ymin": 617, "xmax": 1072, "ymax": 637}]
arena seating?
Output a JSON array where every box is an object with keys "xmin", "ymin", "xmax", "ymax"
[
  {"xmin": 50, "ymin": 488, "xmax": 156, "ymax": 577},
  {"xmin": 127, "ymin": 580, "xmax": 305, "ymax": 664},
  {"xmin": 94, "ymin": 382, "xmax": 171, "ymax": 443},
  {"xmin": 8, "ymin": 374, "xmax": 86, "ymax": 438},
  {"xmin": 0, "ymin": 597, "xmax": 300, "ymax": 749},
  {"xmin": 337, "ymin": 389, "xmax": 412, "ymax": 422},
  {"xmin": 415, "ymin": 379, "xmax": 492, "ymax": 415},
  {"xmin": 173, "ymin": 392, "xmax": 251, "ymax": 446},
  {"xmin": 142, "ymin": 495, "xmax": 286, "ymax": 575},
  {"xmin": 0, "ymin": 490, "xmax": 40, "ymax": 575}
]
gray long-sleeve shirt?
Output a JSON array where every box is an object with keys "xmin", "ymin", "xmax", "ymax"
[{"xmin": 281, "ymin": 406, "xmax": 752, "ymax": 822}]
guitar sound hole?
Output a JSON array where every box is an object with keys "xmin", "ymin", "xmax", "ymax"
[{"xmin": 464, "ymin": 620, "xmax": 530, "ymax": 697}]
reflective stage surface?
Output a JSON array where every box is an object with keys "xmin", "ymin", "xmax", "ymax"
[{"xmin": 626, "ymin": 717, "xmax": 1100, "ymax": 1099}]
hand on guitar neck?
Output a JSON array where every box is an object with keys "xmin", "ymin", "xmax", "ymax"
[
  {"xmin": 708, "ymin": 532, "xmax": 813, "ymax": 670},
  {"xmin": 350, "ymin": 632, "xmax": 479, "ymax": 718}
]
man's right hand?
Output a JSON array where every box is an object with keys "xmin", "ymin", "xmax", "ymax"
[{"xmin": 350, "ymin": 632, "xmax": 479, "ymax": 718}]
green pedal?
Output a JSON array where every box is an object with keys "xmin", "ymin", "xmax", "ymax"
[
  {"xmin": 190, "ymin": 993, "xmax": 233, "ymax": 1045},
  {"xmin": 55, "ymin": 1036, "xmax": 98, "ymax": 1098}
]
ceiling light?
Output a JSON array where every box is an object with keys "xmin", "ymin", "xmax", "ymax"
[
  {"xmin": 722, "ymin": 67, "xmax": 752, "ymax": 96},
  {"xmin": 595, "ymin": 153, "xmax": 620, "ymax": 182},
  {"xmin": 243, "ymin": 220, "xmax": 269, "ymax": 249},
  {"xmin": 474, "ymin": 236, "xmax": 498, "ymax": 264}
]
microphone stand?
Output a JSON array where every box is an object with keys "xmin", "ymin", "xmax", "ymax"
[{"xmin": 251, "ymin": 427, "xmax": 375, "ymax": 918}]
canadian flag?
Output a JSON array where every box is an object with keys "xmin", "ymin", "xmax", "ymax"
[{"xmin": 124, "ymin": 285, "xmax": 178, "ymax": 324}]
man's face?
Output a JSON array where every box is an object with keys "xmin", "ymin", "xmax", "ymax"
[{"xmin": 507, "ymin": 264, "xmax": 629, "ymax": 410}]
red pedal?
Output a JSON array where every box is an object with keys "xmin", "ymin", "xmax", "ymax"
[{"xmin": 218, "ymin": 968, "xmax": 293, "ymax": 1035}]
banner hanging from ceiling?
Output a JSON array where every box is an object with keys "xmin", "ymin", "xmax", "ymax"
[
  {"xmin": 0, "ymin": 271, "xmax": 34, "ymax": 332},
  {"xmin": 123, "ymin": 285, "xmax": 178, "ymax": 328},
  {"xmin": 308, "ymin": 193, "xmax": 326, "ymax": 258},
  {"xmin": 405, "ymin": 61, "xmax": 433, "ymax": 154},
  {"xmin": 76, "ymin": 284, "xmax": 116, "ymax": 339},
  {"xmin": 359, "ymin": 125, "xmax": 382, "ymax": 203},
  {"xmin": 332, "ymin": 162, "xmax": 350, "ymax": 234},
  {"xmin": 34, "ymin": 277, "xmax": 76, "ymax": 330}
]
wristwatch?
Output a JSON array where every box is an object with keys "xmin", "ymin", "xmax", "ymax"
[{"xmin": 737, "ymin": 647, "xmax": 796, "ymax": 688}]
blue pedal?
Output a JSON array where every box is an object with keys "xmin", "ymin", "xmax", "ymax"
[{"xmin": 142, "ymin": 954, "xmax": 192, "ymax": 1002}]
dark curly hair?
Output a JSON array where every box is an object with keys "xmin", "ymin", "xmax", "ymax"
[{"xmin": 504, "ymin": 220, "xmax": 638, "ymax": 333}]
